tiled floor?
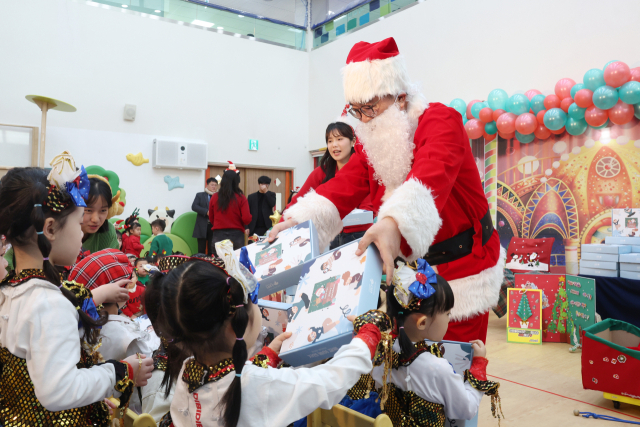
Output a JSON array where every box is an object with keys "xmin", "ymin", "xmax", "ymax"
[{"xmin": 478, "ymin": 312, "xmax": 640, "ymax": 426}]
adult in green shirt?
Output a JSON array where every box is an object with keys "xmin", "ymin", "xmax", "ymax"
[
  {"xmin": 149, "ymin": 219, "xmax": 173, "ymax": 257},
  {"xmin": 82, "ymin": 177, "xmax": 120, "ymax": 253}
]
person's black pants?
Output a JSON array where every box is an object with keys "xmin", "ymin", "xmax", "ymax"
[
  {"xmin": 197, "ymin": 226, "xmax": 214, "ymax": 255},
  {"xmin": 253, "ymin": 226, "xmax": 269, "ymax": 237},
  {"xmin": 329, "ymin": 230, "xmax": 366, "ymax": 250},
  {"xmin": 212, "ymin": 228, "xmax": 245, "ymax": 256}
]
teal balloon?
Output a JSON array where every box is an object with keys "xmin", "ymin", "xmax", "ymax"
[
  {"xmin": 592, "ymin": 85, "xmax": 619, "ymax": 110},
  {"xmin": 462, "ymin": 116, "xmax": 468, "ymax": 125},
  {"xmin": 530, "ymin": 94, "xmax": 546, "ymax": 114},
  {"xmin": 634, "ymin": 103, "xmax": 640, "ymax": 120},
  {"xmin": 603, "ymin": 60, "xmax": 620, "ymax": 71},
  {"xmin": 487, "ymin": 89, "xmax": 508, "ymax": 110},
  {"xmin": 471, "ymin": 102, "xmax": 486, "ymax": 119},
  {"xmin": 584, "ymin": 68, "xmax": 606, "ymax": 91},
  {"xmin": 592, "ymin": 119, "xmax": 610, "ymax": 129},
  {"xmin": 543, "ymin": 108, "xmax": 567, "ymax": 131},
  {"xmin": 565, "ymin": 117, "xmax": 588, "ymax": 136},
  {"xmin": 485, "ymin": 121, "xmax": 497, "ymax": 134},
  {"xmin": 515, "ymin": 131, "xmax": 535, "ymax": 144},
  {"xmin": 570, "ymin": 83, "xmax": 585, "ymax": 99},
  {"xmin": 449, "ymin": 98, "xmax": 466, "ymax": 116},
  {"xmin": 568, "ymin": 103, "xmax": 586, "ymax": 120},
  {"xmin": 505, "ymin": 94, "xmax": 530, "ymax": 115},
  {"xmin": 619, "ymin": 81, "xmax": 640, "ymax": 105}
]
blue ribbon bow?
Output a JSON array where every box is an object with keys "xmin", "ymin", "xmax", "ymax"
[
  {"xmin": 407, "ymin": 258, "xmax": 437, "ymax": 300},
  {"xmin": 240, "ymin": 247, "xmax": 260, "ymax": 304},
  {"xmin": 78, "ymin": 297, "xmax": 101, "ymax": 329},
  {"xmin": 65, "ymin": 166, "xmax": 89, "ymax": 208}
]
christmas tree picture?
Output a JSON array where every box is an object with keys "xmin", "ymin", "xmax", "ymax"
[
  {"xmin": 516, "ymin": 292, "xmax": 533, "ymax": 323},
  {"xmin": 548, "ymin": 276, "xmax": 569, "ymax": 334}
]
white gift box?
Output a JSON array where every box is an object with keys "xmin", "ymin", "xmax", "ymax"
[{"xmin": 582, "ymin": 243, "xmax": 631, "ymax": 254}]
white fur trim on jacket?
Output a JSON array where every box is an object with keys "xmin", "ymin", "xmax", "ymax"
[
  {"xmin": 448, "ymin": 246, "xmax": 506, "ymax": 322},
  {"xmin": 377, "ymin": 178, "xmax": 441, "ymax": 262},
  {"xmin": 343, "ymin": 55, "xmax": 412, "ymax": 105},
  {"xmin": 283, "ymin": 189, "xmax": 343, "ymax": 251}
]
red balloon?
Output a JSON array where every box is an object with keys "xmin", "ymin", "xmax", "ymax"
[
  {"xmin": 544, "ymin": 94, "xmax": 561, "ymax": 110},
  {"xmin": 608, "ymin": 99, "xmax": 634, "ymax": 125},
  {"xmin": 525, "ymin": 89, "xmax": 542, "ymax": 100},
  {"xmin": 515, "ymin": 113, "xmax": 537, "ymax": 134},
  {"xmin": 483, "ymin": 132, "xmax": 497, "ymax": 141},
  {"xmin": 550, "ymin": 126, "xmax": 566, "ymax": 135},
  {"xmin": 604, "ymin": 61, "xmax": 631, "ymax": 88},
  {"xmin": 536, "ymin": 110, "xmax": 547, "ymax": 125},
  {"xmin": 574, "ymin": 89, "xmax": 594, "ymax": 108},
  {"xmin": 496, "ymin": 112, "xmax": 517, "ymax": 134},
  {"xmin": 585, "ymin": 106, "xmax": 609, "ymax": 127},
  {"xmin": 555, "ymin": 78, "xmax": 576, "ymax": 100},
  {"xmin": 492, "ymin": 109, "xmax": 506, "ymax": 122},
  {"xmin": 560, "ymin": 97, "xmax": 573, "ymax": 113},
  {"xmin": 534, "ymin": 123, "xmax": 551, "ymax": 140},
  {"xmin": 499, "ymin": 131, "xmax": 515, "ymax": 140},
  {"xmin": 479, "ymin": 107, "xmax": 493, "ymax": 123},
  {"xmin": 630, "ymin": 67, "xmax": 640, "ymax": 82},
  {"xmin": 465, "ymin": 118, "xmax": 484, "ymax": 139},
  {"xmin": 466, "ymin": 100, "xmax": 479, "ymax": 120}
]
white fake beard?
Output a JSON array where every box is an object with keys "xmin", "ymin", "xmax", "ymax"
[{"xmin": 356, "ymin": 104, "xmax": 416, "ymax": 198}]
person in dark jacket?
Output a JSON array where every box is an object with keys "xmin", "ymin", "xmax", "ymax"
[
  {"xmin": 247, "ymin": 176, "xmax": 277, "ymax": 237},
  {"xmin": 191, "ymin": 178, "xmax": 218, "ymax": 254}
]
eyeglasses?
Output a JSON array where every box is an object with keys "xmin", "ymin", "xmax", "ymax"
[{"xmin": 348, "ymin": 98, "xmax": 381, "ymax": 120}]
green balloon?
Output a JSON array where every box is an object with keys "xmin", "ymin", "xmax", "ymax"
[
  {"xmin": 568, "ymin": 103, "xmax": 586, "ymax": 121},
  {"xmin": 584, "ymin": 68, "xmax": 606, "ymax": 92},
  {"xmin": 570, "ymin": 83, "xmax": 585, "ymax": 99},
  {"xmin": 566, "ymin": 117, "xmax": 588, "ymax": 136},
  {"xmin": 487, "ymin": 89, "xmax": 508, "ymax": 110},
  {"xmin": 543, "ymin": 108, "xmax": 567, "ymax": 131},
  {"xmin": 515, "ymin": 131, "xmax": 535, "ymax": 144},
  {"xmin": 506, "ymin": 94, "xmax": 530, "ymax": 115},
  {"xmin": 449, "ymin": 98, "xmax": 466, "ymax": 116},
  {"xmin": 619, "ymin": 81, "xmax": 640, "ymax": 105},
  {"xmin": 530, "ymin": 94, "xmax": 546, "ymax": 114},
  {"xmin": 485, "ymin": 121, "xmax": 497, "ymax": 135},
  {"xmin": 593, "ymin": 85, "xmax": 619, "ymax": 110}
]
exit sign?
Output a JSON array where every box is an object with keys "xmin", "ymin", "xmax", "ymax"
[{"xmin": 249, "ymin": 139, "xmax": 259, "ymax": 151}]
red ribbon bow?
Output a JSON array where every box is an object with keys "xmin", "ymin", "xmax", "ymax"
[{"xmin": 416, "ymin": 273, "xmax": 427, "ymax": 284}]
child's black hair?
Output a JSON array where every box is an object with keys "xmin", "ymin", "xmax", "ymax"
[
  {"xmin": 130, "ymin": 222, "xmax": 141, "ymax": 231},
  {"xmin": 147, "ymin": 260, "xmax": 251, "ymax": 427},
  {"xmin": 151, "ymin": 219, "xmax": 166, "ymax": 231},
  {"xmin": 386, "ymin": 274, "xmax": 455, "ymax": 358},
  {"xmin": 0, "ymin": 168, "xmax": 107, "ymax": 344},
  {"xmin": 134, "ymin": 257, "xmax": 147, "ymax": 267},
  {"xmin": 87, "ymin": 177, "xmax": 113, "ymax": 234}
]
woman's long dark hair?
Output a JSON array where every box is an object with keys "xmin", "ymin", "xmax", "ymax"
[
  {"xmin": 217, "ymin": 170, "xmax": 243, "ymax": 212},
  {"xmin": 149, "ymin": 261, "xmax": 251, "ymax": 427},
  {"xmin": 319, "ymin": 122, "xmax": 356, "ymax": 183},
  {"xmin": 87, "ymin": 178, "xmax": 113, "ymax": 234},
  {"xmin": 0, "ymin": 168, "xmax": 107, "ymax": 344},
  {"xmin": 386, "ymin": 274, "xmax": 455, "ymax": 358}
]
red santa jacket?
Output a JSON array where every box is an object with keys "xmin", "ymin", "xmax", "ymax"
[
  {"xmin": 284, "ymin": 102, "xmax": 504, "ymax": 321},
  {"xmin": 284, "ymin": 166, "xmax": 374, "ymax": 234}
]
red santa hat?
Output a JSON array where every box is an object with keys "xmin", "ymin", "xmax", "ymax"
[
  {"xmin": 343, "ymin": 37, "xmax": 412, "ymax": 104},
  {"xmin": 226, "ymin": 161, "xmax": 239, "ymax": 173}
]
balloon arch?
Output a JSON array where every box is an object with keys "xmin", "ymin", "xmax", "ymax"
[{"xmin": 451, "ymin": 61, "xmax": 640, "ymax": 143}]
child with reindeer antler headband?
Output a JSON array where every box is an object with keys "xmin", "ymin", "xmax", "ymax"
[{"xmin": 345, "ymin": 259, "xmax": 504, "ymax": 426}]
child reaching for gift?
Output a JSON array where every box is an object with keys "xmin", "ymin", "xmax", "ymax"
[
  {"xmin": 346, "ymin": 259, "xmax": 503, "ymax": 426},
  {"xmin": 153, "ymin": 240, "xmax": 390, "ymax": 427}
]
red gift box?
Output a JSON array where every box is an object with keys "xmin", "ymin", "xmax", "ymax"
[{"xmin": 581, "ymin": 319, "xmax": 640, "ymax": 398}]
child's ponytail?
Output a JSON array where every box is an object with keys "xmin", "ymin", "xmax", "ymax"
[{"xmin": 221, "ymin": 277, "xmax": 249, "ymax": 427}]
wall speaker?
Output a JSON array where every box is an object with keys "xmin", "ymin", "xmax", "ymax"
[{"xmin": 124, "ymin": 104, "xmax": 137, "ymax": 121}]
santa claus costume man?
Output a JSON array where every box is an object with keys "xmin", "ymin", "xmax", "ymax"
[{"xmin": 270, "ymin": 37, "xmax": 504, "ymax": 343}]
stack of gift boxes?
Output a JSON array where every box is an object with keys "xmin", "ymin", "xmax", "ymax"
[{"xmin": 579, "ymin": 236, "xmax": 640, "ymax": 279}]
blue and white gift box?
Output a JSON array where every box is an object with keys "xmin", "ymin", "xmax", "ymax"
[
  {"xmin": 605, "ymin": 236, "xmax": 640, "ymax": 246},
  {"xmin": 279, "ymin": 239, "xmax": 382, "ymax": 366},
  {"xmin": 257, "ymin": 300, "xmax": 291, "ymax": 346},
  {"xmin": 620, "ymin": 263, "xmax": 640, "ymax": 272},
  {"xmin": 582, "ymin": 244, "xmax": 631, "ymax": 254},
  {"xmin": 619, "ymin": 253, "xmax": 640, "ymax": 264},
  {"xmin": 620, "ymin": 270, "xmax": 640, "ymax": 280},
  {"xmin": 581, "ymin": 252, "xmax": 620, "ymax": 262},
  {"xmin": 237, "ymin": 220, "xmax": 320, "ymax": 298},
  {"xmin": 342, "ymin": 209, "xmax": 374, "ymax": 227},
  {"xmin": 579, "ymin": 260, "xmax": 619, "ymax": 270},
  {"xmin": 579, "ymin": 266, "xmax": 619, "ymax": 278}
]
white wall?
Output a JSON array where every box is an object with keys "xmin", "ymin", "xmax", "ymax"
[
  {"xmin": 0, "ymin": 0, "xmax": 312, "ymax": 199},
  {"xmin": 308, "ymin": 0, "xmax": 640, "ymax": 146}
]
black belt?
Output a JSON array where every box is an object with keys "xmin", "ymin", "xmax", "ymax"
[{"xmin": 423, "ymin": 210, "xmax": 494, "ymax": 266}]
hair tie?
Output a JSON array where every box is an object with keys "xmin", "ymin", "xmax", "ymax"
[
  {"xmin": 235, "ymin": 373, "xmax": 242, "ymax": 377},
  {"xmin": 398, "ymin": 311, "xmax": 404, "ymax": 315},
  {"xmin": 236, "ymin": 337, "xmax": 244, "ymax": 341},
  {"xmin": 36, "ymin": 231, "xmax": 44, "ymax": 235},
  {"xmin": 235, "ymin": 304, "xmax": 244, "ymax": 308},
  {"xmin": 399, "ymin": 326, "xmax": 404, "ymax": 330},
  {"xmin": 75, "ymin": 306, "xmax": 80, "ymax": 311},
  {"xmin": 58, "ymin": 283, "xmax": 64, "ymax": 289},
  {"xmin": 43, "ymin": 257, "xmax": 49, "ymax": 261},
  {"xmin": 34, "ymin": 204, "xmax": 42, "ymax": 207}
]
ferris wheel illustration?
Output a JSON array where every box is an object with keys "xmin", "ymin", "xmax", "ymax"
[{"xmin": 595, "ymin": 157, "xmax": 620, "ymax": 178}]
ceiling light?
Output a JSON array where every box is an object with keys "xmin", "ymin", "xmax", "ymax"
[
  {"xmin": 192, "ymin": 19, "xmax": 214, "ymax": 27},
  {"xmin": 155, "ymin": 9, "xmax": 161, "ymax": 13},
  {"xmin": 122, "ymin": 4, "xmax": 128, "ymax": 7}
]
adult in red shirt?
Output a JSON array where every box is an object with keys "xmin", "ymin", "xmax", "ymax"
[
  {"xmin": 284, "ymin": 122, "xmax": 374, "ymax": 250},
  {"xmin": 270, "ymin": 38, "xmax": 504, "ymax": 343},
  {"xmin": 208, "ymin": 163, "xmax": 252, "ymax": 255}
]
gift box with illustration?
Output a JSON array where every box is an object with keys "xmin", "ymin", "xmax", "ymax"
[
  {"xmin": 581, "ymin": 319, "xmax": 640, "ymax": 397},
  {"xmin": 611, "ymin": 209, "xmax": 640, "ymax": 238},
  {"xmin": 342, "ymin": 209, "xmax": 374, "ymax": 227},
  {"xmin": 582, "ymin": 244, "xmax": 631, "ymax": 254},
  {"xmin": 236, "ymin": 220, "xmax": 320, "ymax": 298},
  {"xmin": 257, "ymin": 300, "xmax": 291, "ymax": 347},
  {"xmin": 279, "ymin": 239, "xmax": 382, "ymax": 366}
]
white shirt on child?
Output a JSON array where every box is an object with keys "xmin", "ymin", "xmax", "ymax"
[
  {"xmin": 371, "ymin": 340, "xmax": 484, "ymax": 421},
  {"xmin": 98, "ymin": 314, "xmax": 155, "ymax": 361},
  {"xmin": 169, "ymin": 338, "xmax": 373, "ymax": 427},
  {"xmin": 0, "ymin": 278, "xmax": 118, "ymax": 412}
]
